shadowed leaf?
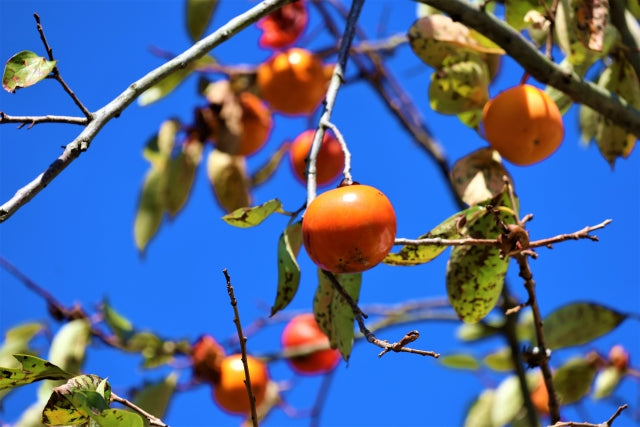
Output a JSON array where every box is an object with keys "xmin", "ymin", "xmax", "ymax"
[
  {"xmin": 134, "ymin": 168, "xmax": 166, "ymax": 253},
  {"xmin": 222, "ymin": 198, "xmax": 282, "ymax": 228},
  {"xmin": 451, "ymin": 148, "xmax": 512, "ymax": 206},
  {"xmin": 553, "ymin": 357, "xmax": 597, "ymax": 404},
  {"xmin": 271, "ymin": 221, "xmax": 303, "ymax": 316},
  {"xmin": 102, "ymin": 299, "xmax": 134, "ymax": 343},
  {"xmin": 251, "ymin": 142, "xmax": 291, "ymax": 187},
  {"xmin": 2, "ymin": 50, "xmax": 56, "ymax": 92},
  {"xmin": 463, "ymin": 389, "xmax": 494, "ymax": 427},
  {"xmin": 186, "ymin": 0, "xmax": 218, "ymax": 41},
  {"xmin": 543, "ymin": 302, "xmax": 627, "ymax": 349},
  {"xmin": 439, "ymin": 353, "xmax": 479, "ymax": 370},
  {"xmin": 0, "ymin": 355, "xmax": 71, "ymax": 391},
  {"xmin": 207, "ymin": 149, "xmax": 252, "ymax": 213},
  {"xmin": 166, "ymin": 140, "xmax": 203, "ymax": 217}
]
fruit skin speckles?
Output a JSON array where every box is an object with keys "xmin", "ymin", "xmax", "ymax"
[{"xmin": 301, "ymin": 184, "xmax": 397, "ymax": 273}]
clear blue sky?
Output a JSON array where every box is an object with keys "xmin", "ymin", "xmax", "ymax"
[{"xmin": 1, "ymin": 1, "xmax": 639, "ymax": 426}]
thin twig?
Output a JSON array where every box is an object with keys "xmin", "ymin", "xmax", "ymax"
[
  {"xmin": 306, "ymin": 0, "xmax": 364, "ymax": 204},
  {"xmin": 111, "ymin": 391, "xmax": 169, "ymax": 427},
  {"xmin": 223, "ymin": 269, "xmax": 259, "ymax": 427},
  {"xmin": 0, "ymin": 0, "xmax": 295, "ymax": 223},
  {"xmin": 323, "ymin": 121, "xmax": 353, "ymax": 185},
  {"xmin": 416, "ymin": 0, "xmax": 640, "ymax": 138},
  {"xmin": 0, "ymin": 112, "xmax": 88, "ymax": 128},
  {"xmin": 550, "ymin": 404, "xmax": 628, "ymax": 427}
]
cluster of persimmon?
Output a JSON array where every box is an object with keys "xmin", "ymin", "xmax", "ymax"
[{"xmin": 190, "ymin": 313, "xmax": 341, "ymax": 416}]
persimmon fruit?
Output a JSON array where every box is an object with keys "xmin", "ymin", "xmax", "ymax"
[
  {"xmin": 281, "ymin": 313, "xmax": 341, "ymax": 375},
  {"xmin": 289, "ymin": 129, "xmax": 344, "ymax": 186},
  {"xmin": 237, "ymin": 91, "xmax": 273, "ymax": 157},
  {"xmin": 530, "ymin": 372, "xmax": 550, "ymax": 414},
  {"xmin": 609, "ymin": 345, "xmax": 630, "ymax": 371},
  {"xmin": 213, "ymin": 354, "xmax": 269, "ymax": 415},
  {"xmin": 256, "ymin": 48, "xmax": 328, "ymax": 115},
  {"xmin": 302, "ymin": 184, "xmax": 397, "ymax": 273},
  {"xmin": 257, "ymin": 1, "xmax": 308, "ymax": 49},
  {"xmin": 191, "ymin": 334, "xmax": 225, "ymax": 384},
  {"xmin": 482, "ymin": 84, "xmax": 564, "ymax": 166}
]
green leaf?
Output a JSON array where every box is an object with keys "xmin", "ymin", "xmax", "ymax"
[
  {"xmin": 553, "ymin": 357, "xmax": 597, "ymax": 405},
  {"xmin": 483, "ymin": 347, "xmax": 514, "ymax": 372},
  {"xmin": 463, "ymin": 389, "xmax": 494, "ymax": 427},
  {"xmin": 439, "ymin": 353, "xmax": 479, "ymax": 370},
  {"xmin": 125, "ymin": 332, "xmax": 188, "ymax": 368},
  {"xmin": 92, "ymin": 408, "xmax": 144, "ymax": 427},
  {"xmin": 271, "ymin": 222, "xmax": 303, "ymax": 316},
  {"xmin": 132, "ymin": 373, "xmax": 177, "ymax": 419},
  {"xmin": 313, "ymin": 270, "xmax": 362, "ymax": 361},
  {"xmin": 42, "ymin": 375, "xmax": 113, "ymax": 426},
  {"xmin": 102, "ymin": 299, "xmax": 134, "ymax": 343},
  {"xmin": 47, "ymin": 319, "xmax": 90, "ymax": 376},
  {"xmin": 0, "ymin": 355, "xmax": 71, "ymax": 391},
  {"xmin": 491, "ymin": 375, "xmax": 533, "ymax": 426},
  {"xmin": 0, "ymin": 322, "xmax": 43, "ymax": 366},
  {"xmin": 429, "ymin": 52, "xmax": 489, "ymax": 115},
  {"xmin": 450, "ymin": 148, "xmax": 511, "ymax": 207},
  {"xmin": 446, "ymin": 207, "xmax": 511, "ymax": 324},
  {"xmin": 222, "ymin": 198, "xmax": 282, "ymax": 228},
  {"xmin": 186, "ymin": 0, "xmax": 218, "ymax": 41},
  {"xmin": 543, "ymin": 302, "xmax": 627, "ymax": 349},
  {"xmin": 166, "ymin": 140, "xmax": 203, "ymax": 218},
  {"xmin": 384, "ymin": 206, "xmax": 483, "ymax": 266},
  {"xmin": 592, "ymin": 366, "xmax": 625, "ymax": 399},
  {"xmin": 134, "ymin": 168, "xmax": 167, "ymax": 253},
  {"xmin": 456, "ymin": 318, "xmax": 502, "ymax": 342},
  {"xmin": 505, "ymin": 0, "xmax": 551, "ymax": 31},
  {"xmin": 251, "ymin": 142, "xmax": 291, "ymax": 187},
  {"xmin": 2, "ymin": 50, "xmax": 56, "ymax": 93}
]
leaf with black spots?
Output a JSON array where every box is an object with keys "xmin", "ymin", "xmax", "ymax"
[
  {"xmin": 0, "ymin": 355, "xmax": 71, "ymax": 391},
  {"xmin": 271, "ymin": 222, "xmax": 303, "ymax": 316},
  {"xmin": 222, "ymin": 198, "xmax": 282, "ymax": 228}
]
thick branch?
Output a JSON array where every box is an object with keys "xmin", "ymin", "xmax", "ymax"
[
  {"xmin": 416, "ymin": 0, "xmax": 640, "ymax": 138},
  {"xmin": 0, "ymin": 0, "xmax": 294, "ymax": 223}
]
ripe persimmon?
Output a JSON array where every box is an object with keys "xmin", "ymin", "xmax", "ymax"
[
  {"xmin": 289, "ymin": 129, "xmax": 344, "ymax": 186},
  {"xmin": 237, "ymin": 91, "xmax": 273, "ymax": 157},
  {"xmin": 256, "ymin": 48, "xmax": 328, "ymax": 115},
  {"xmin": 530, "ymin": 371, "xmax": 550, "ymax": 414},
  {"xmin": 302, "ymin": 184, "xmax": 396, "ymax": 273},
  {"xmin": 256, "ymin": 1, "xmax": 308, "ymax": 49},
  {"xmin": 482, "ymin": 84, "xmax": 564, "ymax": 166},
  {"xmin": 213, "ymin": 354, "xmax": 269, "ymax": 415},
  {"xmin": 281, "ymin": 313, "xmax": 341, "ymax": 375},
  {"xmin": 191, "ymin": 334, "xmax": 225, "ymax": 384}
]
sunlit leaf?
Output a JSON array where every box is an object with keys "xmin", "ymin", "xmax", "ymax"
[
  {"xmin": 47, "ymin": 319, "xmax": 90, "ymax": 376},
  {"xmin": 313, "ymin": 270, "xmax": 361, "ymax": 361},
  {"xmin": 491, "ymin": 375, "xmax": 530, "ymax": 426},
  {"xmin": 271, "ymin": 222, "xmax": 303, "ymax": 316},
  {"xmin": 42, "ymin": 374, "xmax": 110, "ymax": 425},
  {"xmin": 505, "ymin": 0, "xmax": 552, "ymax": 31},
  {"xmin": 483, "ymin": 347, "xmax": 514, "ymax": 372},
  {"xmin": 592, "ymin": 366, "xmax": 624, "ymax": 399},
  {"xmin": 553, "ymin": 357, "xmax": 597, "ymax": 404},
  {"xmin": 134, "ymin": 168, "xmax": 166, "ymax": 253},
  {"xmin": 102, "ymin": 299, "xmax": 134, "ymax": 342},
  {"xmin": 0, "ymin": 355, "xmax": 71, "ymax": 391},
  {"xmin": 91, "ymin": 408, "xmax": 144, "ymax": 427},
  {"xmin": 0, "ymin": 322, "xmax": 43, "ymax": 366},
  {"xmin": 543, "ymin": 302, "xmax": 627, "ymax": 349},
  {"xmin": 439, "ymin": 353, "xmax": 479, "ymax": 370},
  {"xmin": 384, "ymin": 206, "xmax": 483, "ymax": 266},
  {"xmin": 451, "ymin": 148, "xmax": 512, "ymax": 207},
  {"xmin": 186, "ymin": 0, "xmax": 218, "ymax": 41},
  {"xmin": 251, "ymin": 142, "xmax": 291, "ymax": 187},
  {"xmin": 222, "ymin": 198, "xmax": 282, "ymax": 228},
  {"xmin": 463, "ymin": 389, "xmax": 494, "ymax": 427},
  {"xmin": 132, "ymin": 372, "xmax": 178, "ymax": 418},
  {"xmin": 166, "ymin": 140, "xmax": 203, "ymax": 217},
  {"xmin": 207, "ymin": 149, "xmax": 252, "ymax": 213},
  {"xmin": 2, "ymin": 50, "xmax": 56, "ymax": 93}
]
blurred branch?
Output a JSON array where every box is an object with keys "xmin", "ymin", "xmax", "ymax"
[
  {"xmin": 223, "ymin": 269, "xmax": 259, "ymax": 427},
  {"xmin": 0, "ymin": 0, "xmax": 295, "ymax": 223},
  {"xmin": 610, "ymin": 0, "xmax": 640, "ymax": 83},
  {"xmin": 416, "ymin": 0, "xmax": 640, "ymax": 139}
]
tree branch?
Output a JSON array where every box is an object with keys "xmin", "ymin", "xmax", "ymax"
[
  {"xmin": 0, "ymin": 112, "xmax": 88, "ymax": 128},
  {"xmin": 416, "ymin": 0, "xmax": 640, "ymax": 138},
  {"xmin": 0, "ymin": 0, "xmax": 294, "ymax": 223},
  {"xmin": 111, "ymin": 391, "xmax": 169, "ymax": 427}
]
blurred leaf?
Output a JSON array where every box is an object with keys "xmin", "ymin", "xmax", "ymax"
[
  {"xmin": 313, "ymin": 270, "xmax": 362, "ymax": 361},
  {"xmin": 102, "ymin": 299, "xmax": 134, "ymax": 342},
  {"xmin": 126, "ymin": 332, "xmax": 186, "ymax": 368},
  {"xmin": 463, "ymin": 389, "xmax": 494, "ymax": 427},
  {"xmin": 505, "ymin": 0, "xmax": 552, "ymax": 31},
  {"xmin": 446, "ymin": 206, "xmax": 511, "ymax": 324},
  {"xmin": 543, "ymin": 302, "xmax": 627, "ymax": 349},
  {"xmin": 47, "ymin": 319, "xmax": 90, "ymax": 376},
  {"xmin": 439, "ymin": 353, "xmax": 479, "ymax": 370},
  {"xmin": 408, "ymin": 15, "xmax": 503, "ymax": 69},
  {"xmin": 251, "ymin": 142, "xmax": 291, "ymax": 187},
  {"xmin": 186, "ymin": 0, "xmax": 218, "ymax": 41},
  {"xmin": 592, "ymin": 366, "xmax": 624, "ymax": 399},
  {"xmin": 491, "ymin": 375, "xmax": 527, "ymax": 426},
  {"xmin": 0, "ymin": 355, "xmax": 71, "ymax": 391},
  {"xmin": 139, "ymin": 55, "xmax": 215, "ymax": 106},
  {"xmin": 207, "ymin": 149, "xmax": 252, "ymax": 213},
  {"xmin": 456, "ymin": 318, "xmax": 502, "ymax": 342},
  {"xmin": 222, "ymin": 198, "xmax": 282, "ymax": 228},
  {"xmin": 515, "ymin": 308, "xmax": 535, "ymax": 343},
  {"xmin": 271, "ymin": 221, "xmax": 303, "ymax": 316},
  {"xmin": 429, "ymin": 52, "xmax": 489, "ymax": 115},
  {"xmin": 0, "ymin": 322, "xmax": 43, "ymax": 366},
  {"xmin": 42, "ymin": 374, "xmax": 110, "ymax": 425},
  {"xmin": 134, "ymin": 167, "xmax": 166, "ymax": 253},
  {"xmin": 166, "ymin": 140, "xmax": 203, "ymax": 217},
  {"xmin": 384, "ymin": 206, "xmax": 482, "ymax": 266},
  {"xmin": 142, "ymin": 119, "xmax": 181, "ymax": 168},
  {"xmin": 2, "ymin": 50, "xmax": 56, "ymax": 93},
  {"xmin": 483, "ymin": 347, "xmax": 514, "ymax": 372},
  {"xmin": 132, "ymin": 373, "xmax": 178, "ymax": 418},
  {"xmin": 457, "ymin": 109, "xmax": 483, "ymax": 129},
  {"xmin": 451, "ymin": 148, "xmax": 512, "ymax": 206},
  {"xmin": 553, "ymin": 357, "xmax": 597, "ymax": 404}
]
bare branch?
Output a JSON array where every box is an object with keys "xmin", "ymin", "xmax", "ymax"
[
  {"xmin": 0, "ymin": 0, "xmax": 294, "ymax": 223},
  {"xmin": 0, "ymin": 112, "xmax": 88, "ymax": 128},
  {"xmin": 550, "ymin": 404, "xmax": 628, "ymax": 427},
  {"xmin": 416, "ymin": 0, "xmax": 640, "ymax": 139}
]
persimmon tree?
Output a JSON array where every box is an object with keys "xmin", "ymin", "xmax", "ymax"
[{"xmin": 1, "ymin": 0, "xmax": 639, "ymax": 426}]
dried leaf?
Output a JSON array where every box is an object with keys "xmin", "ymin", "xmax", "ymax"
[
  {"xmin": 451, "ymin": 148, "xmax": 512, "ymax": 206},
  {"xmin": 207, "ymin": 149, "xmax": 252, "ymax": 213}
]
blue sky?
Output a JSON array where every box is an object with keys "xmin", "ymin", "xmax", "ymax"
[{"xmin": 1, "ymin": 1, "xmax": 639, "ymax": 426}]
